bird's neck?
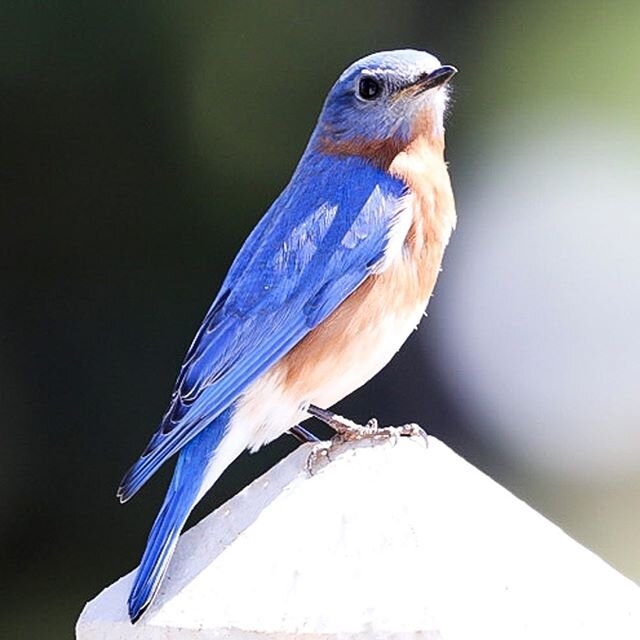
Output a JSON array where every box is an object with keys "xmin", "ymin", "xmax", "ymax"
[{"xmin": 313, "ymin": 122, "xmax": 446, "ymax": 169}]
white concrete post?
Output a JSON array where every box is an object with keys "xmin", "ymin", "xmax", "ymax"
[{"xmin": 77, "ymin": 436, "xmax": 640, "ymax": 639}]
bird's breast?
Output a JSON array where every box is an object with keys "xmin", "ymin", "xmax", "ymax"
[{"xmin": 284, "ymin": 199, "xmax": 448, "ymax": 393}]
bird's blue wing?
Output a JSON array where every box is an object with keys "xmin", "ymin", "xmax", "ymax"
[{"xmin": 118, "ymin": 153, "xmax": 407, "ymax": 501}]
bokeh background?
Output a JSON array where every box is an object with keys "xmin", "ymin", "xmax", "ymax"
[{"xmin": 2, "ymin": 1, "xmax": 639, "ymax": 637}]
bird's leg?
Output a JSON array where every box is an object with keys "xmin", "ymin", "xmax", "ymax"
[
  {"xmin": 306, "ymin": 404, "xmax": 380, "ymax": 438},
  {"xmin": 306, "ymin": 403, "xmax": 428, "ymax": 444},
  {"xmin": 288, "ymin": 424, "xmax": 321, "ymax": 443}
]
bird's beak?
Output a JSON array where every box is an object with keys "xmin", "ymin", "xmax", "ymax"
[{"xmin": 408, "ymin": 65, "xmax": 458, "ymax": 95}]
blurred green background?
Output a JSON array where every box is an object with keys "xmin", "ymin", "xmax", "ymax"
[{"xmin": 2, "ymin": 2, "xmax": 639, "ymax": 637}]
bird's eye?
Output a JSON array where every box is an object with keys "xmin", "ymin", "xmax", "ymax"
[{"xmin": 358, "ymin": 76, "xmax": 382, "ymax": 101}]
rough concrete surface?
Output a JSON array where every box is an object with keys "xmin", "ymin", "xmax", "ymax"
[{"xmin": 77, "ymin": 435, "xmax": 640, "ymax": 639}]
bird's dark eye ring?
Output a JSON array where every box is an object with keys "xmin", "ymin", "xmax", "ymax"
[{"xmin": 358, "ymin": 76, "xmax": 382, "ymax": 100}]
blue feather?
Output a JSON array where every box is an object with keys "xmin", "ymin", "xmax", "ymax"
[
  {"xmin": 117, "ymin": 152, "xmax": 406, "ymax": 502},
  {"xmin": 127, "ymin": 409, "xmax": 231, "ymax": 622}
]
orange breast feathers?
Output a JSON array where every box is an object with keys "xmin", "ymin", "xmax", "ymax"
[{"xmin": 279, "ymin": 132, "xmax": 456, "ymax": 407}]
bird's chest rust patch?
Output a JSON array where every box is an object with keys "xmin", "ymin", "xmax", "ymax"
[
  {"xmin": 385, "ymin": 133, "xmax": 456, "ymax": 304},
  {"xmin": 279, "ymin": 136, "xmax": 455, "ymax": 402}
]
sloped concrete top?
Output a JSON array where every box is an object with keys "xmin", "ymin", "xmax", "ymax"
[{"xmin": 77, "ymin": 436, "xmax": 640, "ymax": 639}]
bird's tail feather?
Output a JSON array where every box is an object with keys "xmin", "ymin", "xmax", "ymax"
[
  {"xmin": 127, "ymin": 481, "xmax": 191, "ymax": 622},
  {"xmin": 127, "ymin": 409, "xmax": 233, "ymax": 623}
]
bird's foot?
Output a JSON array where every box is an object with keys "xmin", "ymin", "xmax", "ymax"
[
  {"xmin": 305, "ymin": 441, "xmax": 333, "ymax": 476},
  {"xmin": 304, "ymin": 404, "xmax": 428, "ymax": 475}
]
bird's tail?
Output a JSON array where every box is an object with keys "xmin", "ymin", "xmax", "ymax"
[{"xmin": 127, "ymin": 408, "xmax": 238, "ymax": 623}]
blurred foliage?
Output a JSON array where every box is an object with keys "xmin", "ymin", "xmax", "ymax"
[{"xmin": 1, "ymin": 2, "xmax": 638, "ymax": 638}]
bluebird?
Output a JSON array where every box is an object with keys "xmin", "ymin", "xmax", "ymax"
[{"xmin": 118, "ymin": 49, "xmax": 457, "ymax": 622}]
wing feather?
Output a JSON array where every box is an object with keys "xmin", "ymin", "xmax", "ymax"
[{"xmin": 118, "ymin": 154, "xmax": 408, "ymax": 501}]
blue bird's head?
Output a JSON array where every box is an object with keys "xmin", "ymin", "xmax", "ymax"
[{"xmin": 313, "ymin": 49, "xmax": 456, "ymax": 163}]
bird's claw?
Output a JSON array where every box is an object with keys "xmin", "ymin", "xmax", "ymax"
[
  {"xmin": 365, "ymin": 417, "xmax": 379, "ymax": 430},
  {"xmin": 305, "ymin": 441, "xmax": 332, "ymax": 476},
  {"xmin": 395, "ymin": 422, "xmax": 429, "ymax": 447}
]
